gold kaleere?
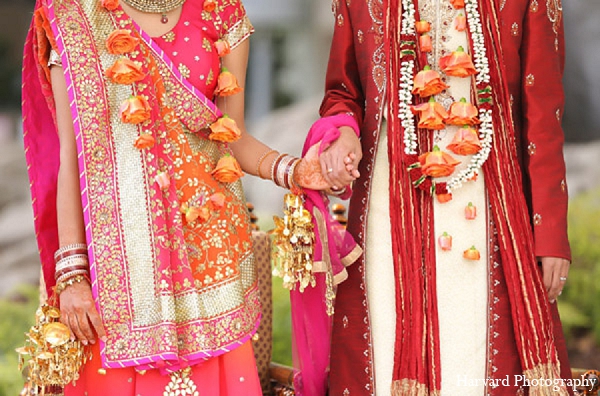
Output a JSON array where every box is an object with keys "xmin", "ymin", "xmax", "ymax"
[
  {"xmin": 271, "ymin": 193, "xmax": 316, "ymax": 292},
  {"xmin": 17, "ymin": 304, "xmax": 89, "ymax": 395}
]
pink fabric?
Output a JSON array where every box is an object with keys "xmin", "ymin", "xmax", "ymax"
[{"xmin": 290, "ymin": 114, "xmax": 360, "ymax": 396}]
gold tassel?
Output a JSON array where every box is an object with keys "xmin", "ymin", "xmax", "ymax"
[{"xmin": 271, "ymin": 193, "xmax": 316, "ymax": 291}]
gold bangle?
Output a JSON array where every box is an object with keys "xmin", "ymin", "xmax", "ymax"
[
  {"xmin": 256, "ymin": 149, "xmax": 278, "ymax": 179},
  {"xmin": 55, "ymin": 274, "xmax": 89, "ymax": 295}
]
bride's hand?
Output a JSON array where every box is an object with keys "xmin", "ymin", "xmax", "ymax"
[
  {"xmin": 59, "ymin": 280, "xmax": 106, "ymax": 345},
  {"xmin": 293, "ymin": 142, "xmax": 331, "ymax": 190}
]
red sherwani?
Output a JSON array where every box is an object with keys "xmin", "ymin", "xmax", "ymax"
[{"xmin": 319, "ymin": 0, "xmax": 572, "ymax": 394}]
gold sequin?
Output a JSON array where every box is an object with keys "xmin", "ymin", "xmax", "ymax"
[
  {"xmin": 527, "ymin": 142, "xmax": 537, "ymax": 156},
  {"xmin": 511, "ymin": 22, "xmax": 519, "ymax": 36},
  {"xmin": 525, "ymin": 74, "xmax": 535, "ymax": 86},
  {"xmin": 533, "ymin": 213, "xmax": 542, "ymax": 226}
]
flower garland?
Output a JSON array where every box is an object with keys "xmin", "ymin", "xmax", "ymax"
[{"xmin": 399, "ymin": 0, "xmax": 494, "ymax": 194}]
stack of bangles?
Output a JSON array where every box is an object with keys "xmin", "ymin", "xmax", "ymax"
[
  {"xmin": 257, "ymin": 150, "xmax": 301, "ymax": 191},
  {"xmin": 54, "ymin": 243, "xmax": 90, "ymax": 295}
]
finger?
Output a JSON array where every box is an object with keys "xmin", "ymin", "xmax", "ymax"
[
  {"xmin": 548, "ymin": 262, "xmax": 564, "ymax": 301},
  {"xmin": 88, "ymin": 309, "xmax": 107, "ymax": 342},
  {"xmin": 319, "ymin": 153, "xmax": 336, "ymax": 188},
  {"xmin": 77, "ymin": 303, "xmax": 98, "ymax": 344},
  {"xmin": 541, "ymin": 261, "xmax": 553, "ymax": 292},
  {"xmin": 68, "ymin": 312, "xmax": 88, "ymax": 345}
]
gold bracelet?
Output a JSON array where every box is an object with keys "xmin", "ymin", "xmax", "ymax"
[
  {"xmin": 55, "ymin": 274, "xmax": 89, "ymax": 295},
  {"xmin": 256, "ymin": 149, "xmax": 278, "ymax": 179}
]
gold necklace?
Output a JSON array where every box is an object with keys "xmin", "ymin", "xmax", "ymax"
[{"xmin": 121, "ymin": 0, "xmax": 186, "ymax": 23}]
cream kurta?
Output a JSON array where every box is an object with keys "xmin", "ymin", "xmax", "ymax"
[{"xmin": 366, "ymin": 0, "xmax": 489, "ymax": 394}]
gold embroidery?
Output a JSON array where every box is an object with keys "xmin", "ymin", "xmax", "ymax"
[
  {"xmin": 527, "ymin": 142, "xmax": 536, "ymax": 156},
  {"xmin": 530, "ymin": 0, "xmax": 539, "ymax": 12},
  {"xmin": 533, "ymin": 213, "xmax": 542, "ymax": 226},
  {"xmin": 223, "ymin": 14, "xmax": 254, "ymax": 49},
  {"xmin": 546, "ymin": 0, "xmax": 562, "ymax": 51},
  {"xmin": 500, "ymin": 0, "xmax": 507, "ymax": 11},
  {"xmin": 162, "ymin": 31, "xmax": 175, "ymax": 42},
  {"xmin": 511, "ymin": 22, "xmax": 519, "ymax": 36},
  {"xmin": 337, "ymin": 14, "xmax": 344, "ymax": 26},
  {"xmin": 555, "ymin": 108, "xmax": 561, "ymax": 121},
  {"xmin": 525, "ymin": 74, "xmax": 535, "ymax": 86},
  {"xmin": 164, "ymin": 367, "xmax": 199, "ymax": 396},
  {"xmin": 178, "ymin": 63, "xmax": 191, "ymax": 79},
  {"xmin": 358, "ymin": 29, "xmax": 364, "ymax": 43}
]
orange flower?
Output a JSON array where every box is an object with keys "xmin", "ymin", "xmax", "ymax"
[
  {"xmin": 438, "ymin": 232, "xmax": 452, "ymax": 251},
  {"xmin": 447, "ymin": 126, "xmax": 482, "ymax": 155},
  {"xmin": 449, "ymin": 0, "xmax": 465, "ymax": 9},
  {"xmin": 212, "ymin": 154, "xmax": 244, "ymax": 183},
  {"xmin": 463, "ymin": 246, "xmax": 481, "ymax": 261},
  {"xmin": 437, "ymin": 192, "xmax": 453, "ymax": 204},
  {"xmin": 454, "ymin": 14, "xmax": 467, "ymax": 31},
  {"xmin": 214, "ymin": 68, "xmax": 242, "ymax": 97},
  {"xmin": 411, "ymin": 98, "xmax": 449, "ymax": 130},
  {"xmin": 468, "ymin": 172, "xmax": 478, "ymax": 182},
  {"xmin": 418, "ymin": 146, "xmax": 460, "ymax": 178},
  {"xmin": 214, "ymin": 40, "xmax": 231, "ymax": 57},
  {"xmin": 415, "ymin": 20, "xmax": 431, "ymax": 34},
  {"xmin": 439, "ymin": 46, "xmax": 477, "ymax": 78},
  {"xmin": 133, "ymin": 133, "xmax": 155, "ymax": 149},
  {"xmin": 203, "ymin": 0, "xmax": 216, "ymax": 12},
  {"xmin": 209, "ymin": 192, "xmax": 226, "ymax": 209},
  {"xmin": 412, "ymin": 66, "xmax": 449, "ymax": 97},
  {"xmin": 106, "ymin": 29, "xmax": 139, "ymax": 55},
  {"xmin": 119, "ymin": 95, "xmax": 151, "ymax": 124},
  {"xmin": 208, "ymin": 115, "xmax": 242, "ymax": 143},
  {"xmin": 465, "ymin": 202, "xmax": 477, "ymax": 220},
  {"xmin": 181, "ymin": 204, "xmax": 210, "ymax": 224},
  {"xmin": 419, "ymin": 34, "xmax": 433, "ymax": 53},
  {"xmin": 155, "ymin": 171, "xmax": 170, "ymax": 190},
  {"xmin": 105, "ymin": 58, "xmax": 146, "ymax": 85},
  {"xmin": 101, "ymin": 0, "xmax": 119, "ymax": 11},
  {"xmin": 447, "ymin": 98, "xmax": 480, "ymax": 126}
]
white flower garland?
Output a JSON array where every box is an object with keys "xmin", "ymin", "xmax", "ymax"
[{"xmin": 398, "ymin": 0, "xmax": 494, "ymax": 193}]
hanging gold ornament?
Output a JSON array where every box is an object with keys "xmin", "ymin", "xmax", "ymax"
[
  {"xmin": 271, "ymin": 193, "xmax": 316, "ymax": 292},
  {"xmin": 17, "ymin": 304, "xmax": 89, "ymax": 394}
]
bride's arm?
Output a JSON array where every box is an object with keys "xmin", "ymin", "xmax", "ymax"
[{"xmin": 50, "ymin": 65, "xmax": 106, "ymax": 345}]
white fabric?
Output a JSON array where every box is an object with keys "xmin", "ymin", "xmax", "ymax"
[{"xmin": 365, "ymin": 129, "xmax": 397, "ymax": 395}]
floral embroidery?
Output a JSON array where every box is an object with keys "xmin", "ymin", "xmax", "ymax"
[
  {"xmin": 525, "ymin": 73, "xmax": 535, "ymax": 86},
  {"xmin": 533, "ymin": 213, "xmax": 542, "ymax": 226},
  {"xmin": 527, "ymin": 142, "xmax": 537, "ymax": 156}
]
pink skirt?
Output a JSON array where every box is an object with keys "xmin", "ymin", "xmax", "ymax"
[{"xmin": 65, "ymin": 341, "xmax": 262, "ymax": 396}]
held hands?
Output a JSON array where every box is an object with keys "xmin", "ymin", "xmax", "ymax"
[
  {"xmin": 540, "ymin": 256, "xmax": 570, "ymax": 303},
  {"xmin": 319, "ymin": 126, "xmax": 362, "ymax": 190},
  {"xmin": 60, "ymin": 280, "xmax": 107, "ymax": 345},
  {"xmin": 294, "ymin": 126, "xmax": 362, "ymax": 192}
]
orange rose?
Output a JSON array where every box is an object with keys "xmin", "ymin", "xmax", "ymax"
[
  {"xmin": 450, "ymin": 0, "xmax": 465, "ymax": 9},
  {"xmin": 419, "ymin": 34, "xmax": 432, "ymax": 53},
  {"xmin": 439, "ymin": 46, "xmax": 477, "ymax": 78},
  {"xmin": 106, "ymin": 29, "xmax": 139, "ymax": 55},
  {"xmin": 465, "ymin": 202, "xmax": 477, "ymax": 220},
  {"xmin": 203, "ymin": 0, "xmax": 216, "ymax": 12},
  {"xmin": 181, "ymin": 204, "xmax": 210, "ymax": 224},
  {"xmin": 412, "ymin": 66, "xmax": 448, "ymax": 97},
  {"xmin": 447, "ymin": 98, "xmax": 480, "ymax": 126},
  {"xmin": 101, "ymin": 0, "xmax": 119, "ymax": 11},
  {"xmin": 411, "ymin": 98, "xmax": 449, "ymax": 130},
  {"xmin": 133, "ymin": 133, "xmax": 155, "ymax": 149},
  {"xmin": 208, "ymin": 115, "xmax": 242, "ymax": 142},
  {"xmin": 463, "ymin": 246, "xmax": 481, "ymax": 261},
  {"xmin": 214, "ymin": 40, "xmax": 231, "ymax": 57},
  {"xmin": 214, "ymin": 68, "xmax": 242, "ymax": 97},
  {"xmin": 119, "ymin": 95, "xmax": 151, "ymax": 124},
  {"xmin": 105, "ymin": 58, "xmax": 146, "ymax": 85},
  {"xmin": 454, "ymin": 14, "xmax": 467, "ymax": 31},
  {"xmin": 155, "ymin": 171, "xmax": 170, "ymax": 190},
  {"xmin": 447, "ymin": 126, "xmax": 482, "ymax": 155},
  {"xmin": 418, "ymin": 146, "xmax": 460, "ymax": 178},
  {"xmin": 438, "ymin": 232, "xmax": 452, "ymax": 251},
  {"xmin": 415, "ymin": 20, "xmax": 431, "ymax": 34},
  {"xmin": 437, "ymin": 192, "xmax": 453, "ymax": 204},
  {"xmin": 212, "ymin": 154, "xmax": 244, "ymax": 183}
]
